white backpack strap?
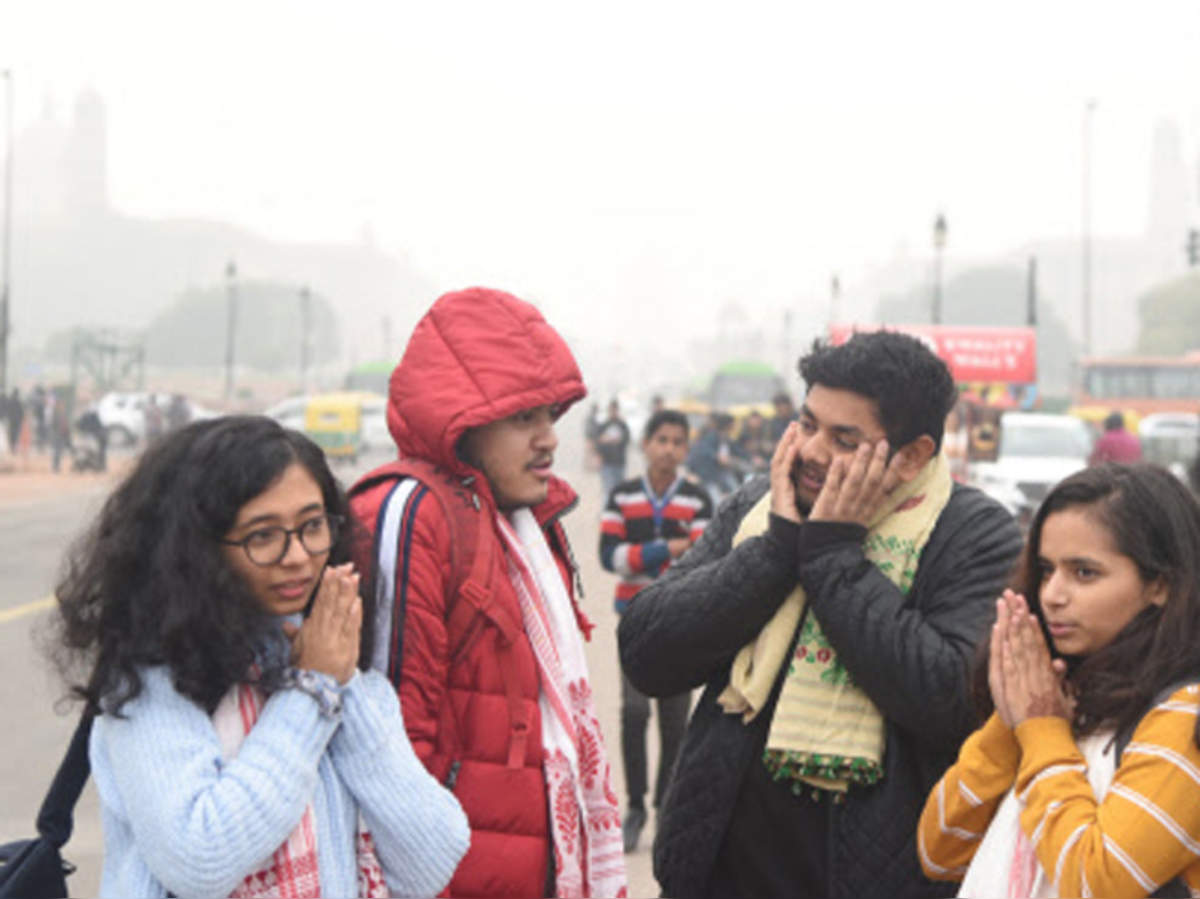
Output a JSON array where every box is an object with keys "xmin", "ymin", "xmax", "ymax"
[{"xmin": 370, "ymin": 478, "xmax": 420, "ymax": 675}]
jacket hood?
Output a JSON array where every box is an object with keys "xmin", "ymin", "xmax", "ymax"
[{"xmin": 387, "ymin": 287, "xmax": 587, "ymax": 470}]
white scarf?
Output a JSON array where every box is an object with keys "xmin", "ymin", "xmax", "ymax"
[
  {"xmin": 497, "ymin": 508, "xmax": 628, "ymax": 899},
  {"xmin": 958, "ymin": 730, "xmax": 1116, "ymax": 899},
  {"xmin": 211, "ymin": 681, "xmax": 388, "ymax": 899}
]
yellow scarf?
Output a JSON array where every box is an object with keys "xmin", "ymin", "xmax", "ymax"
[{"xmin": 717, "ymin": 452, "xmax": 951, "ymax": 793}]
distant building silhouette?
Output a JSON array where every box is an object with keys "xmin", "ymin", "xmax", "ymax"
[
  {"xmin": 1145, "ymin": 119, "xmax": 1192, "ymax": 279},
  {"xmin": 64, "ymin": 89, "xmax": 109, "ymax": 216},
  {"xmin": 15, "ymin": 88, "xmax": 109, "ymax": 223}
]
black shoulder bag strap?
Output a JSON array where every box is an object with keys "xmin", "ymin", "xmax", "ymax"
[
  {"xmin": 0, "ymin": 711, "xmax": 94, "ymax": 898},
  {"xmin": 37, "ymin": 711, "xmax": 94, "ymax": 848}
]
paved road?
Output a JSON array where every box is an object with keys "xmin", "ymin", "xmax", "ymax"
[
  {"xmin": 1, "ymin": 477, "xmax": 112, "ymax": 897},
  {"xmin": 0, "ymin": 435, "xmax": 663, "ymax": 897}
]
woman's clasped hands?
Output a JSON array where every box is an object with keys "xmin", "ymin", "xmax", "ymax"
[
  {"xmin": 281, "ymin": 563, "xmax": 363, "ymax": 685},
  {"xmin": 988, "ymin": 588, "xmax": 1073, "ymax": 727}
]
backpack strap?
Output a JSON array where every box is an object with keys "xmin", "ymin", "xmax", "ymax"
[
  {"xmin": 350, "ymin": 458, "xmax": 530, "ymax": 778},
  {"xmin": 368, "ymin": 477, "xmax": 424, "ymax": 677},
  {"xmin": 351, "ymin": 459, "xmax": 490, "ymax": 678}
]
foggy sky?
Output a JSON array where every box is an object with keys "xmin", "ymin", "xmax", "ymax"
[{"xmin": 3, "ymin": 0, "xmax": 1200, "ymax": 373}]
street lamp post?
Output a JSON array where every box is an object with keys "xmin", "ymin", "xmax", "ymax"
[
  {"xmin": 299, "ymin": 285, "xmax": 311, "ymax": 393},
  {"xmin": 932, "ymin": 213, "xmax": 948, "ymax": 324},
  {"xmin": 224, "ymin": 261, "xmax": 237, "ymax": 403},
  {"xmin": 1, "ymin": 70, "xmax": 13, "ymax": 395},
  {"xmin": 1082, "ymin": 99, "xmax": 1097, "ymax": 358},
  {"xmin": 1026, "ymin": 256, "xmax": 1038, "ymax": 327}
]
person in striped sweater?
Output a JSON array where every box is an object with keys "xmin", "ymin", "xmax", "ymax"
[
  {"xmin": 600, "ymin": 408, "xmax": 713, "ymax": 853},
  {"xmin": 918, "ymin": 463, "xmax": 1200, "ymax": 898}
]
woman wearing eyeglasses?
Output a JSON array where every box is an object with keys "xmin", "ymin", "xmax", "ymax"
[{"xmin": 53, "ymin": 415, "xmax": 469, "ymax": 898}]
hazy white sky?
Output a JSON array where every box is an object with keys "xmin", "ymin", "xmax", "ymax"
[{"xmin": 4, "ymin": 0, "xmax": 1200, "ymax": 346}]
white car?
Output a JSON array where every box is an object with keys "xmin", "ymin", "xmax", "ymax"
[
  {"xmin": 1138, "ymin": 412, "xmax": 1200, "ymax": 479},
  {"xmin": 263, "ymin": 393, "xmax": 392, "ymax": 455},
  {"xmin": 96, "ymin": 392, "xmax": 217, "ymax": 446},
  {"xmin": 262, "ymin": 396, "xmax": 308, "ymax": 432},
  {"xmin": 360, "ymin": 395, "xmax": 391, "ymax": 453},
  {"xmin": 969, "ymin": 412, "xmax": 1093, "ymax": 524}
]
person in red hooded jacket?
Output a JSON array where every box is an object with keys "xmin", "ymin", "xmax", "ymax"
[{"xmin": 349, "ymin": 287, "xmax": 627, "ymax": 899}]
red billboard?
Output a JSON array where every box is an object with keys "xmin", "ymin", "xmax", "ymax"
[{"xmin": 828, "ymin": 323, "xmax": 1037, "ymax": 385}]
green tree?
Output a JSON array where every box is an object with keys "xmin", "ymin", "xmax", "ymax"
[
  {"xmin": 875, "ymin": 265, "xmax": 1076, "ymax": 395},
  {"xmin": 144, "ymin": 281, "xmax": 341, "ymax": 370},
  {"xmin": 1137, "ymin": 272, "xmax": 1200, "ymax": 354}
]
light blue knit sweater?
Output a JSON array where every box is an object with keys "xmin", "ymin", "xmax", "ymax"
[{"xmin": 89, "ymin": 665, "xmax": 470, "ymax": 898}]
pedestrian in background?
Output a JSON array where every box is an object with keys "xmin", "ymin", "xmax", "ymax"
[
  {"xmin": 166, "ymin": 394, "xmax": 191, "ymax": 432},
  {"xmin": 143, "ymin": 395, "xmax": 165, "ymax": 445},
  {"xmin": 583, "ymin": 401, "xmax": 601, "ymax": 471},
  {"xmin": 733, "ymin": 409, "xmax": 773, "ymax": 476},
  {"xmin": 48, "ymin": 391, "xmax": 72, "ymax": 473},
  {"xmin": 349, "ymin": 287, "xmax": 626, "ymax": 898},
  {"xmin": 919, "ymin": 463, "xmax": 1200, "ymax": 897},
  {"xmin": 51, "ymin": 415, "xmax": 469, "ymax": 897},
  {"xmin": 600, "ymin": 409, "xmax": 713, "ymax": 853},
  {"xmin": 767, "ymin": 391, "xmax": 797, "ymax": 443},
  {"xmin": 1089, "ymin": 409, "xmax": 1142, "ymax": 465},
  {"xmin": 4, "ymin": 387, "xmax": 21, "ymax": 456},
  {"xmin": 596, "ymin": 398, "xmax": 632, "ymax": 496},
  {"xmin": 74, "ymin": 404, "xmax": 108, "ymax": 472},
  {"xmin": 686, "ymin": 412, "xmax": 738, "ymax": 505},
  {"xmin": 31, "ymin": 384, "xmax": 47, "ymax": 451}
]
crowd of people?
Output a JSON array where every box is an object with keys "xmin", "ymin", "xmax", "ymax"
[
  {"xmin": 1, "ymin": 384, "xmax": 75, "ymax": 470},
  {"xmin": 32, "ymin": 285, "xmax": 1200, "ymax": 898},
  {"xmin": 1, "ymin": 388, "xmax": 194, "ymax": 474}
]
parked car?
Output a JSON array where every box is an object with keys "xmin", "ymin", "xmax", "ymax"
[
  {"xmin": 262, "ymin": 395, "xmax": 307, "ymax": 432},
  {"xmin": 1138, "ymin": 412, "xmax": 1200, "ymax": 481},
  {"xmin": 95, "ymin": 392, "xmax": 217, "ymax": 446},
  {"xmin": 968, "ymin": 412, "xmax": 1093, "ymax": 526}
]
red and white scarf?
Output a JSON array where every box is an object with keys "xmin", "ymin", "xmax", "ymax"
[
  {"xmin": 211, "ymin": 682, "xmax": 389, "ymax": 899},
  {"xmin": 496, "ymin": 509, "xmax": 627, "ymax": 899}
]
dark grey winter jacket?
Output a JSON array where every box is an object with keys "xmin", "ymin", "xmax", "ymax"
[{"xmin": 618, "ymin": 475, "xmax": 1022, "ymax": 899}]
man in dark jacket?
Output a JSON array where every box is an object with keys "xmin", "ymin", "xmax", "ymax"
[{"xmin": 619, "ymin": 331, "xmax": 1022, "ymax": 899}]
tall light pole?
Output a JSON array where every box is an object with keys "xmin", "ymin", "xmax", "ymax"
[
  {"xmin": 1026, "ymin": 256, "xmax": 1038, "ymax": 327},
  {"xmin": 224, "ymin": 260, "xmax": 237, "ymax": 403},
  {"xmin": 1082, "ymin": 99, "xmax": 1097, "ymax": 358},
  {"xmin": 1, "ymin": 70, "xmax": 13, "ymax": 395},
  {"xmin": 830, "ymin": 273, "xmax": 841, "ymax": 326},
  {"xmin": 299, "ymin": 284, "xmax": 311, "ymax": 394},
  {"xmin": 932, "ymin": 213, "xmax": 948, "ymax": 324}
]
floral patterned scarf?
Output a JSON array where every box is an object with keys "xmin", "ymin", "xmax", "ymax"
[
  {"xmin": 718, "ymin": 453, "xmax": 951, "ymax": 793},
  {"xmin": 496, "ymin": 508, "xmax": 627, "ymax": 898}
]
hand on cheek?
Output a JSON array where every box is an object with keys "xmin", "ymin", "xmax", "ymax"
[
  {"xmin": 769, "ymin": 422, "xmax": 803, "ymax": 523},
  {"xmin": 810, "ymin": 440, "xmax": 904, "ymax": 527}
]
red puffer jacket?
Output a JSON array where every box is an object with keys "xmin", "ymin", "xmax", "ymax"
[{"xmin": 350, "ymin": 287, "xmax": 588, "ymax": 899}]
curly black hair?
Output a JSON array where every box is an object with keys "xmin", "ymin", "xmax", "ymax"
[
  {"xmin": 52, "ymin": 415, "xmax": 372, "ymax": 715},
  {"xmin": 971, "ymin": 464, "xmax": 1200, "ymax": 746},
  {"xmin": 798, "ymin": 331, "xmax": 957, "ymax": 451}
]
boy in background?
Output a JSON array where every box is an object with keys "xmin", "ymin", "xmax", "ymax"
[{"xmin": 600, "ymin": 409, "xmax": 714, "ymax": 853}]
